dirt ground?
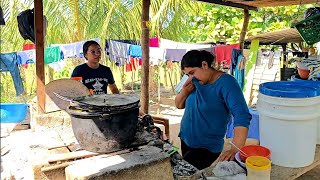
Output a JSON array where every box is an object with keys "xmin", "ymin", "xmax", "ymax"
[{"xmin": 1, "ymin": 88, "xmax": 319, "ymax": 179}]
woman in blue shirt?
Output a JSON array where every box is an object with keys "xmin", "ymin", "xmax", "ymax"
[{"xmin": 175, "ymin": 50, "xmax": 251, "ymax": 170}]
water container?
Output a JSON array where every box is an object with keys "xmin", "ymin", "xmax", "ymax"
[
  {"xmin": 0, "ymin": 103, "xmax": 28, "ymax": 123},
  {"xmin": 246, "ymin": 156, "xmax": 271, "ymax": 180},
  {"xmin": 257, "ymin": 81, "xmax": 320, "ymax": 167},
  {"xmin": 289, "ymin": 80, "xmax": 320, "ymax": 144}
]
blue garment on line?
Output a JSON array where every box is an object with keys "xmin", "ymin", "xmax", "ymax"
[
  {"xmin": 179, "ymin": 74, "xmax": 251, "ymax": 153},
  {"xmin": 0, "ymin": 52, "xmax": 25, "ymax": 96},
  {"xmin": 234, "ymin": 55, "xmax": 245, "ymax": 90},
  {"xmin": 128, "ymin": 45, "xmax": 142, "ymax": 57},
  {"xmin": 230, "ymin": 49, "xmax": 242, "ymax": 76}
]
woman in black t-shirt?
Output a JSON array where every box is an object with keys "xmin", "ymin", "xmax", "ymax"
[{"xmin": 71, "ymin": 40, "xmax": 119, "ymax": 95}]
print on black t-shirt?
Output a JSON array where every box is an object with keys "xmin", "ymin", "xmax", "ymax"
[{"xmin": 71, "ymin": 63, "xmax": 115, "ymax": 95}]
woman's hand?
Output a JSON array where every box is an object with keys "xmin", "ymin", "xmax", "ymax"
[
  {"xmin": 181, "ymin": 76, "xmax": 194, "ymax": 95},
  {"xmin": 218, "ymin": 148, "xmax": 238, "ymax": 161},
  {"xmin": 219, "ymin": 127, "xmax": 248, "ymax": 161},
  {"xmin": 175, "ymin": 76, "xmax": 194, "ymax": 109}
]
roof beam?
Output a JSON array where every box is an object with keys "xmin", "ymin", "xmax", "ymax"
[{"xmin": 197, "ymin": 0, "xmax": 258, "ymax": 11}]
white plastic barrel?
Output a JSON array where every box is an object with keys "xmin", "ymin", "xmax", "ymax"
[
  {"xmin": 257, "ymin": 81, "xmax": 320, "ymax": 168},
  {"xmin": 289, "ymin": 80, "xmax": 320, "ymax": 144}
]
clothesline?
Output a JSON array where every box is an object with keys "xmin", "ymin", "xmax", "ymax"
[
  {"xmin": 0, "ymin": 37, "xmax": 241, "ymax": 96},
  {"xmin": 106, "ymin": 38, "xmax": 240, "ymax": 68}
]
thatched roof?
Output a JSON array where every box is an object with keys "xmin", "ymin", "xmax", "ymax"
[{"xmin": 245, "ymin": 28, "xmax": 303, "ymax": 45}]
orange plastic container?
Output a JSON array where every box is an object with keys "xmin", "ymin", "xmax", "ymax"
[
  {"xmin": 297, "ymin": 68, "xmax": 310, "ymax": 79},
  {"xmin": 240, "ymin": 145, "xmax": 271, "ymax": 162}
]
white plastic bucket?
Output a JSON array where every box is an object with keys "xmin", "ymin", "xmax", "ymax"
[{"xmin": 257, "ymin": 93, "xmax": 318, "ymax": 168}]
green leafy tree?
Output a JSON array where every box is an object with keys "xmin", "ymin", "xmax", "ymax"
[{"xmin": 185, "ymin": 4, "xmax": 315, "ymax": 43}]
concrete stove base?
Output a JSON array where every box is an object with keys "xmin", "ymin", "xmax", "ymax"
[{"xmin": 65, "ymin": 146, "xmax": 173, "ymax": 180}]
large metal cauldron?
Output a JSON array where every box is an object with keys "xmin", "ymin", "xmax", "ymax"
[{"xmin": 66, "ymin": 94, "xmax": 140, "ymax": 153}]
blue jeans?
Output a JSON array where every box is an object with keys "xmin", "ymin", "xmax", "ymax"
[{"xmin": 0, "ymin": 52, "xmax": 25, "ymax": 96}]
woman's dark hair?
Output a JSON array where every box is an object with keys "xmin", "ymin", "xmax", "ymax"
[
  {"xmin": 181, "ymin": 50, "xmax": 215, "ymax": 70},
  {"xmin": 83, "ymin": 40, "xmax": 100, "ymax": 58}
]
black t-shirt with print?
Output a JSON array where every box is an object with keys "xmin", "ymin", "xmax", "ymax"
[{"xmin": 71, "ymin": 63, "xmax": 115, "ymax": 95}]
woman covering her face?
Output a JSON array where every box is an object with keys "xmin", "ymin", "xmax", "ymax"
[
  {"xmin": 175, "ymin": 50, "xmax": 251, "ymax": 170},
  {"xmin": 71, "ymin": 40, "xmax": 119, "ymax": 95}
]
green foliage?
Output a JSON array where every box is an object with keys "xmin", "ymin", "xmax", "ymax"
[{"xmin": 186, "ymin": 4, "xmax": 315, "ymax": 43}]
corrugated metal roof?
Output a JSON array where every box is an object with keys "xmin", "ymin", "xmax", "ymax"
[{"xmin": 245, "ymin": 28, "xmax": 303, "ymax": 45}]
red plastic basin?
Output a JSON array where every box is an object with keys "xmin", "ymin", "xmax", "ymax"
[{"xmin": 240, "ymin": 145, "xmax": 271, "ymax": 162}]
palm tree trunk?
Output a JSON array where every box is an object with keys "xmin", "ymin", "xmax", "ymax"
[{"xmin": 73, "ymin": 0, "xmax": 82, "ymax": 41}]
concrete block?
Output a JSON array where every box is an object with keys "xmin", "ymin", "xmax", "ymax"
[
  {"xmin": 65, "ymin": 146, "xmax": 173, "ymax": 180},
  {"xmin": 31, "ymin": 111, "xmax": 71, "ymax": 131}
]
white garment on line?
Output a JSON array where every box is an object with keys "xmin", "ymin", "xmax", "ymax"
[
  {"xmin": 149, "ymin": 47, "xmax": 165, "ymax": 65},
  {"xmin": 48, "ymin": 60, "xmax": 66, "ymax": 71},
  {"xmin": 160, "ymin": 38, "xmax": 213, "ymax": 51},
  {"xmin": 17, "ymin": 49, "xmax": 35, "ymax": 64},
  {"xmin": 107, "ymin": 40, "xmax": 130, "ymax": 66},
  {"xmin": 52, "ymin": 38, "xmax": 100, "ymax": 59}
]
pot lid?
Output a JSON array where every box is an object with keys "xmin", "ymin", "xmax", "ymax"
[
  {"xmin": 72, "ymin": 94, "xmax": 140, "ymax": 111},
  {"xmin": 45, "ymin": 79, "xmax": 90, "ymax": 112}
]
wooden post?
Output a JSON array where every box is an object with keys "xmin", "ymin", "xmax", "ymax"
[
  {"xmin": 239, "ymin": 9, "xmax": 250, "ymax": 49},
  {"xmin": 282, "ymin": 44, "xmax": 287, "ymax": 68},
  {"xmin": 140, "ymin": 0, "xmax": 150, "ymax": 113},
  {"xmin": 34, "ymin": 0, "xmax": 45, "ymax": 113}
]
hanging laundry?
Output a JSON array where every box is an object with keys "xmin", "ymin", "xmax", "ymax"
[
  {"xmin": 128, "ymin": 44, "xmax": 142, "ymax": 58},
  {"xmin": 0, "ymin": 53, "xmax": 25, "ymax": 96},
  {"xmin": 107, "ymin": 40, "xmax": 130, "ymax": 66},
  {"xmin": 138, "ymin": 58, "xmax": 142, "ymax": 66},
  {"xmin": 160, "ymin": 38, "xmax": 213, "ymax": 50},
  {"xmin": 268, "ymin": 50, "xmax": 275, "ymax": 69},
  {"xmin": 44, "ymin": 46, "xmax": 61, "ymax": 65},
  {"xmin": 48, "ymin": 60, "xmax": 66, "ymax": 71},
  {"xmin": 105, "ymin": 39, "xmax": 139, "ymax": 53},
  {"xmin": 160, "ymin": 39, "xmax": 180, "ymax": 49},
  {"xmin": 230, "ymin": 49, "xmax": 245, "ymax": 90},
  {"xmin": 149, "ymin": 37, "xmax": 159, "ymax": 47},
  {"xmin": 190, "ymin": 47, "xmax": 213, "ymax": 53},
  {"xmin": 17, "ymin": 49, "xmax": 35, "ymax": 65},
  {"xmin": 230, "ymin": 49, "xmax": 242, "ymax": 75},
  {"xmin": 125, "ymin": 61, "xmax": 132, "ymax": 72},
  {"xmin": 214, "ymin": 44, "xmax": 240, "ymax": 68},
  {"xmin": 234, "ymin": 55, "xmax": 246, "ymax": 90},
  {"xmin": 149, "ymin": 47, "xmax": 164, "ymax": 65},
  {"xmin": 165, "ymin": 49, "xmax": 187, "ymax": 62},
  {"xmin": 23, "ymin": 43, "xmax": 35, "ymax": 50},
  {"xmin": 52, "ymin": 38, "xmax": 100, "ymax": 59},
  {"xmin": 53, "ymin": 43, "xmax": 82, "ymax": 58},
  {"xmin": 105, "ymin": 39, "xmax": 139, "ymax": 60}
]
